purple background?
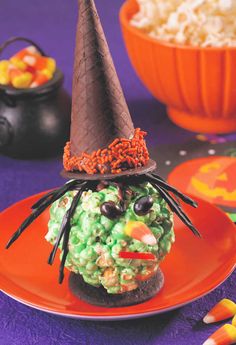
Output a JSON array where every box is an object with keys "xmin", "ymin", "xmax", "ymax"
[{"xmin": 0, "ymin": 1, "xmax": 235, "ymax": 344}]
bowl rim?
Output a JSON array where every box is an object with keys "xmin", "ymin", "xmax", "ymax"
[{"xmin": 119, "ymin": 0, "xmax": 236, "ymax": 51}]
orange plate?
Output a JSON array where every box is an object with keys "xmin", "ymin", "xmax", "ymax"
[{"xmin": 0, "ymin": 191, "xmax": 236, "ymax": 320}]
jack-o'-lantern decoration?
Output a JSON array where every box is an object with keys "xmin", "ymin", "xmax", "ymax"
[{"xmin": 168, "ymin": 156, "xmax": 236, "ymax": 211}]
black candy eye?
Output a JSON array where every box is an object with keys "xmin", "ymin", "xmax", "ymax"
[
  {"xmin": 100, "ymin": 201, "xmax": 123, "ymax": 220},
  {"xmin": 134, "ymin": 196, "xmax": 153, "ymax": 216}
]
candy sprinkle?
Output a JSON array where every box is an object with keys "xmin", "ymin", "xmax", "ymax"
[{"xmin": 63, "ymin": 128, "xmax": 149, "ymax": 174}]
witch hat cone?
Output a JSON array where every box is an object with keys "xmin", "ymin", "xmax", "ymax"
[
  {"xmin": 71, "ymin": 0, "xmax": 134, "ymax": 156},
  {"xmin": 62, "ymin": 0, "xmax": 156, "ymax": 179}
]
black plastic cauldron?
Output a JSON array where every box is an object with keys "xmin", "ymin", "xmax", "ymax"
[{"xmin": 0, "ymin": 37, "xmax": 71, "ymax": 159}]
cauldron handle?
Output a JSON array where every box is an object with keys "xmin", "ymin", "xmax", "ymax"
[{"xmin": 0, "ymin": 36, "xmax": 46, "ymax": 56}]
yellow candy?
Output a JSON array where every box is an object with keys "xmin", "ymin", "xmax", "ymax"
[
  {"xmin": 10, "ymin": 57, "xmax": 27, "ymax": 71},
  {"xmin": 0, "ymin": 60, "xmax": 10, "ymax": 85},
  {"xmin": 232, "ymin": 314, "xmax": 236, "ymax": 327},
  {"xmin": 46, "ymin": 58, "xmax": 56, "ymax": 74},
  {"xmin": 11, "ymin": 72, "xmax": 33, "ymax": 89},
  {"xmin": 0, "ymin": 60, "xmax": 10, "ymax": 72},
  {"xmin": 41, "ymin": 68, "xmax": 53, "ymax": 79},
  {"xmin": 0, "ymin": 74, "xmax": 10, "ymax": 85}
]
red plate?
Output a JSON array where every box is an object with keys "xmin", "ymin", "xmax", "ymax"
[{"xmin": 0, "ymin": 191, "xmax": 236, "ymax": 320}]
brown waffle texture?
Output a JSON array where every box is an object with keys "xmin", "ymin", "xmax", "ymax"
[{"xmin": 70, "ymin": 0, "xmax": 135, "ymax": 157}]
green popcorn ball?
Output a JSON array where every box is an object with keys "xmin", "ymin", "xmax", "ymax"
[
  {"xmin": 100, "ymin": 215, "xmax": 115, "ymax": 231},
  {"xmin": 46, "ymin": 182, "xmax": 175, "ymax": 294}
]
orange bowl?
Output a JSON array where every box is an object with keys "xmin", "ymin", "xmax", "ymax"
[{"xmin": 120, "ymin": 0, "xmax": 236, "ymax": 134}]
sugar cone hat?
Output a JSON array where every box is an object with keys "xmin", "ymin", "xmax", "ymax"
[{"xmin": 62, "ymin": 0, "xmax": 155, "ymax": 180}]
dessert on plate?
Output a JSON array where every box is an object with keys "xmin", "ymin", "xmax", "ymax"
[{"xmin": 6, "ymin": 0, "xmax": 200, "ymax": 307}]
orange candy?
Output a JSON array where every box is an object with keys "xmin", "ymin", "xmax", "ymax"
[
  {"xmin": 9, "ymin": 57, "xmax": 27, "ymax": 71},
  {"xmin": 203, "ymin": 299, "xmax": 236, "ymax": 324},
  {"xmin": 30, "ymin": 71, "xmax": 50, "ymax": 88},
  {"xmin": 0, "ymin": 45, "xmax": 56, "ymax": 89},
  {"xmin": 9, "ymin": 68, "xmax": 33, "ymax": 89},
  {"xmin": 203, "ymin": 324, "xmax": 236, "ymax": 345},
  {"xmin": 12, "ymin": 46, "xmax": 40, "ymax": 60},
  {"xmin": 23, "ymin": 55, "xmax": 56, "ymax": 74},
  {"xmin": 124, "ymin": 221, "xmax": 157, "ymax": 245}
]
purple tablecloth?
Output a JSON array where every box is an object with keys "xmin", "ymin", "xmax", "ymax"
[{"xmin": 0, "ymin": 1, "xmax": 235, "ymax": 344}]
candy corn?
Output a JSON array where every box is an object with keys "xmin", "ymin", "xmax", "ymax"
[
  {"xmin": 41, "ymin": 68, "xmax": 53, "ymax": 79},
  {"xmin": 0, "ymin": 60, "xmax": 10, "ymax": 72},
  {"xmin": 203, "ymin": 299, "xmax": 236, "ymax": 324},
  {"xmin": 23, "ymin": 55, "xmax": 56, "ymax": 74},
  {"xmin": 30, "ymin": 70, "xmax": 50, "ymax": 88},
  {"xmin": 124, "ymin": 221, "xmax": 157, "ymax": 245},
  {"xmin": 0, "ymin": 45, "xmax": 56, "ymax": 89},
  {"xmin": 0, "ymin": 60, "xmax": 10, "ymax": 85},
  {"xmin": 10, "ymin": 57, "xmax": 27, "ymax": 71},
  {"xmin": 9, "ymin": 68, "xmax": 33, "ymax": 88},
  {"xmin": 0, "ymin": 73, "xmax": 10, "ymax": 85},
  {"xmin": 202, "ymin": 324, "xmax": 236, "ymax": 345},
  {"xmin": 232, "ymin": 314, "xmax": 236, "ymax": 327},
  {"xmin": 12, "ymin": 46, "xmax": 40, "ymax": 60}
]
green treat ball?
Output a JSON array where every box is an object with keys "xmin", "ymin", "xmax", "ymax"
[
  {"xmin": 111, "ymin": 222, "xmax": 127, "ymax": 240},
  {"xmin": 100, "ymin": 215, "xmax": 115, "ymax": 231},
  {"xmin": 46, "ymin": 181, "xmax": 175, "ymax": 294}
]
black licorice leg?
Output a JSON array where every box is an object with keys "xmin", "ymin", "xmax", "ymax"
[
  {"xmin": 31, "ymin": 180, "xmax": 81, "ymax": 210},
  {"xmin": 150, "ymin": 182, "xmax": 201, "ymax": 237},
  {"xmin": 152, "ymin": 182, "xmax": 199, "ymax": 237},
  {"xmin": 48, "ymin": 180, "xmax": 88, "ymax": 265},
  {"xmin": 31, "ymin": 190, "xmax": 56, "ymax": 210},
  {"xmin": 47, "ymin": 213, "xmax": 68, "ymax": 265},
  {"xmin": 58, "ymin": 182, "xmax": 88, "ymax": 284},
  {"xmin": 147, "ymin": 173, "xmax": 197, "ymax": 208},
  {"xmin": 157, "ymin": 184, "xmax": 200, "ymax": 237},
  {"xmin": 6, "ymin": 203, "xmax": 50, "ymax": 249},
  {"xmin": 148, "ymin": 173, "xmax": 197, "ymax": 208},
  {"xmin": 158, "ymin": 184, "xmax": 200, "ymax": 237},
  {"xmin": 6, "ymin": 180, "xmax": 82, "ymax": 249}
]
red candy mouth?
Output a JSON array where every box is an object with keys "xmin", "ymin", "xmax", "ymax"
[{"xmin": 119, "ymin": 251, "xmax": 156, "ymax": 261}]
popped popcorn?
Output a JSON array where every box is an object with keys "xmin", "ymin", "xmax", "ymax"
[{"xmin": 130, "ymin": 0, "xmax": 236, "ymax": 47}]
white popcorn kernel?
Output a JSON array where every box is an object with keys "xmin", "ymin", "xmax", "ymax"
[
  {"xmin": 167, "ymin": 13, "xmax": 180, "ymax": 31},
  {"xmin": 175, "ymin": 30, "xmax": 187, "ymax": 44},
  {"xmin": 205, "ymin": 17, "xmax": 223, "ymax": 34},
  {"xmin": 130, "ymin": 0, "xmax": 236, "ymax": 47},
  {"xmin": 189, "ymin": 0, "xmax": 205, "ymax": 10},
  {"xmin": 219, "ymin": 0, "xmax": 233, "ymax": 11}
]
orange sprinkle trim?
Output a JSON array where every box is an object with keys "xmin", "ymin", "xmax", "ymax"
[{"xmin": 63, "ymin": 128, "xmax": 150, "ymax": 175}]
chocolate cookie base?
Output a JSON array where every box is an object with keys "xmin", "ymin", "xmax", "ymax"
[{"xmin": 69, "ymin": 269, "xmax": 164, "ymax": 307}]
